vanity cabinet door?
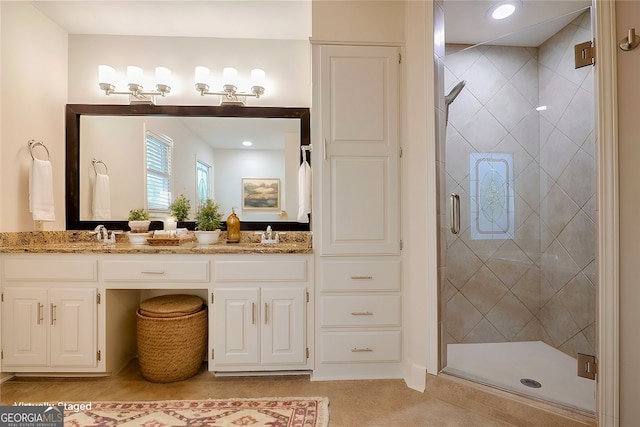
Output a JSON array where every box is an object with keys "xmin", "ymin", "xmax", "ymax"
[
  {"xmin": 49, "ymin": 288, "xmax": 97, "ymax": 367},
  {"xmin": 212, "ymin": 288, "xmax": 260, "ymax": 366},
  {"xmin": 2, "ymin": 287, "xmax": 98, "ymax": 369},
  {"xmin": 2, "ymin": 288, "xmax": 48, "ymax": 366},
  {"xmin": 212, "ymin": 287, "xmax": 306, "ymax": 368},
  {"xmin": 260, "ymin": 287, "xmax": 306, "ymax": 365}
]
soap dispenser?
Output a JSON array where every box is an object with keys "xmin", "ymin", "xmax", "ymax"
[{"xmin": 226, "ymin": 207, "xmax": 241, "ymax": 243}]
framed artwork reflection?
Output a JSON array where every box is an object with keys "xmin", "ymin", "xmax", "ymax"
[{"xmin": 242, "ymin": 178, "xmax": 281, "ymax": 210}]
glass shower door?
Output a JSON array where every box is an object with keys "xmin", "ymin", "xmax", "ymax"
[{"xmin": 438, "ymin": 8, "xmax": 597, "ymax": 413}]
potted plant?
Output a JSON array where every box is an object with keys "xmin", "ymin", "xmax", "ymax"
[
  {"xmin": 169, "ymin": 194, "xmax": 191, "ymax": 222},
  {"xmin": 194, "ymin": 198, "xmax": 223, "ymax": 244},
  {"xmin": 128, "ymin": 208, "xmax": 151, "ymax": 233}
]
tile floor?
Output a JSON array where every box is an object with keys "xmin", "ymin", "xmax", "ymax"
[{"xmin": 0, "ymin": 360, "xmax": 596, "ymax": 426}]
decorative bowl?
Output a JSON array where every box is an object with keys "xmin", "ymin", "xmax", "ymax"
[{"xmin": 127, "ymin": 231, "xmax": 150, "ymax": 245}]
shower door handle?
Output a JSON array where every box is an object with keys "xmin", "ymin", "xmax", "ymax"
[{"xmin": 450, "ymin": 193, "xmax": 460, "ymax": 235}]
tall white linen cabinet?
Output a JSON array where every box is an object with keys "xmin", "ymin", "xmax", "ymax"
[{"xmin": 312, "ymin": 44, "xmax": 403, "ymax": 380}]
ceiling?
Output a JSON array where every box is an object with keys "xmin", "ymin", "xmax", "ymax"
[
  {"xmin": 443, "ymin": 0, "xmax": 592, "ymax": 47},
  {"xmin": 31, "ymin": 1, "xmax": 591, "ymax": 47},
  {"xmin": 31, "ymin": 1, "xmax": 313, "ymax": 40}
]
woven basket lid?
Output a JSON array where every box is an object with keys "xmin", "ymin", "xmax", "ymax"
[{"xmin": 139, "ymin": 294, "xmax": 204, "ymax": 318}]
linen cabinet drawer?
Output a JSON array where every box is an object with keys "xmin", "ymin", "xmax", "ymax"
[
  {"xmin": 2, "ymin": 257, "xmax": 97, "ymax": 282},
  {"xmin": 320, "ymin": 331, "xmax": 401, "ymax": 363},
  {"xmin": 320, "ymin": 295, "xmax": 401, "ymax": 327},
  {"xmin": 102, "ymin": 260, "xmax": 209, "ymax": 282},
  {"xmin": 320, "ymin": 260, "xmax": 400, "ymax": 291}
]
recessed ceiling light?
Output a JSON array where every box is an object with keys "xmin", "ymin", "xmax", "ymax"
[
  {"xmin": 489, "ymin": 1, "xmax": 520, "ymax": 20},
  {"xmin": 242, "ymin": 141, "xmax": 253, "ymax": 147}
]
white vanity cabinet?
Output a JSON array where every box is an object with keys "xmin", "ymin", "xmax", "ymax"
[
  {"xmin": 1, "ymin": 255, "xmax": 101, "ymax": 372},
  {"xmin": 312, "ymin": 44, "xmax": 403, "ymax": 380},
  {"xmin": 211, "ymin": 255, "xmax": 313, "ymax": 372}
]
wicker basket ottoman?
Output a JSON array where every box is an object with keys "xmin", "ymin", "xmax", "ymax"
[{"xmin": 136, "ymin": 294, "xmax": 207, "ymax": 383}]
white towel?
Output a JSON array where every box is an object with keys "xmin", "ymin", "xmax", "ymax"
[
  {"xmin": 297, "ymin": 160, "xmax": 312, "ymax": 223},
  {"xmin": 29, "ymin": 158, "xmax": 55, "ymax": 221},
  {"xmin": 92, "ymin": 172, "xmax": 111, "ymax": 220}
]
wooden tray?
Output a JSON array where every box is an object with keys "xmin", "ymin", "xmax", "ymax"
[{"xmin": 146, "ymin": 233, "xmax": 195, "ymax": 246}]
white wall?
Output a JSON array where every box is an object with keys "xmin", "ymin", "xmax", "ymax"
[
  {"xmin": 312, "ymin": 0, "xmax": 405, "ymax": 44},
  {"xmin": 0, "ymin": 2, "xmax": 68, "ymax": 231}
]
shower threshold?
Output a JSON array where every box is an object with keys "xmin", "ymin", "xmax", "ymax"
[{"xmin": 444, "ymin": 341, "xmax": 595, "ymax": 413}]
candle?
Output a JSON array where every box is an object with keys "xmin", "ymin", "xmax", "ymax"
[{"xmin": 164, "ymin": 216, "xmax": 177, "ymax": 231}]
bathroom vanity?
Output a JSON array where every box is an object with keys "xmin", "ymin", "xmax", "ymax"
[{"xmin": 0, "ymin": 232, "xmax": 313, "ymax": 377}]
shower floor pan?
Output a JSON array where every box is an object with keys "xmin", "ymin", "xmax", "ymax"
[{"xmin": 444, "ymin": 341, "xmax": 595, "ymax": 413}]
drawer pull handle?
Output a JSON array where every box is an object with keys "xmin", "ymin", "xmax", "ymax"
[
  {"xmin": 141, "ymin": 271, "xmax": 166, "ymax": 275},
  {"xmin": 351, "ymin": 347, "xmax": 373, "ymax": 352},
  {"xmin": 351, "ymin": 311, "xmax": 373, "ymax": 316},
  {"xmin": 350, "ymin": 276, "xmax": 373, "ymax": 280},
  {"xmin": 50, "ymin": 303, "xmax": 57, "ymax": 326},
  {"xmin": 264, "ymin": 303, "xmax": 269, "ymax": 324}
]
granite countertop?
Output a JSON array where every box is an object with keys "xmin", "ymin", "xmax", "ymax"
[{"xmin": 0, "ymin": 231, "xmax": 313, "ymax": 255}]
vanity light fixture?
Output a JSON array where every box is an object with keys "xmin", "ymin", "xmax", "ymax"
[
  {"xmin": 488, "ymin": 1, "xmax": 521, "ymax": 20},
  {"xmin": 194, "ymin": 66, "xmax": 266, "ymax": 106},
  {"xmin": 98, "ymin": 65, "xmax": 171, "ymax": 104}
]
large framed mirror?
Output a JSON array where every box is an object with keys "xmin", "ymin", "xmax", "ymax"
[{"xmin": 66, "ymin": 104, "xmax": 311, "ymax": 231}]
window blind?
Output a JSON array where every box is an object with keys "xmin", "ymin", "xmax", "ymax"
[{"xmin": 146, "ymin": 131, "xmax": 173, "ymax": 211}]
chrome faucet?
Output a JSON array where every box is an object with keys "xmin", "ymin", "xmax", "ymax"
[
  {"xmin": 93, "ymin": 224, "xmax": 115, "ymax": 244},
  {"xmin": 261, "ymin": 225, "xmax": 279, "ymax": 244}
]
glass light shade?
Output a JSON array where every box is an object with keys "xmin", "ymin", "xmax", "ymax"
[
  {"xmin": 155, "ymin": 67, "xmax": 171, "ymax": 86},
  {"xmin": 223, "ymin": 67, "xmax": 238, "ymax": 86},
  {"xmin": 489, "ymin": 0, "xmax": 521, "ymax": 20},
  {"xmin": 98, "ymin": 65, "xmax": 115, "ymax": 84},
  {"xmin": 251, "ymin": 69, "xmax": 266, "ymax": 86},
  {"xmin": 127, "ymin": 66, "xmax": 144, "ymax": 85},
  {"xmin": 195, "ymin": 66, "xmax": 210, "ymax": 85}
]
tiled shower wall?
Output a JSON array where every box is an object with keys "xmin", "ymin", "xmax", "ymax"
[{"xmin": 442, "ymin": 11, "xmax": 595, "ymax": 358}]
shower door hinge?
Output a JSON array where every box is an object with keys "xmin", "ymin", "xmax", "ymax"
[
  {"xmin": 574, "ymin": 40, "xmax": 595, "ymax": 68},
  {"xmin": 577, "ymin": 353, "xmax": 597, "ymax": 380}
]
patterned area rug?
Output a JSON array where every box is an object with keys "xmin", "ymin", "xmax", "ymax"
[{"xmin": 64, "ymin": 397, "xmax": 329, "ymax": 427}]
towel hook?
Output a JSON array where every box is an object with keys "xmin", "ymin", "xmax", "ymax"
[
  {"xmin": 91, "ymin": 158, "xmax": 108, "ymax": 175},
  {"xmin": 28, "ymin": 140, "xmax": 50, "ymax": 161}
]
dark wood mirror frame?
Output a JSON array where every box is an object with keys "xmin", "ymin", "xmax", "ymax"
[{"xmin": 65, "ymin": 104, "xmax": 311, "ymax": 231}]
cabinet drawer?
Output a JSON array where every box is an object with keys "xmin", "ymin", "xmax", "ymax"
[
  {"xmin": 102, "ymin": 260, "xmax": 209, "ymax": 282},
  {"xmin": 3, "ymin": 258, "xmax": 97, "ymax": 282},
  {"xmin": 320, "ymin": 295, "xmax": 401, "ymax": 327},
  {"xmin": 320, "ymin": 331, "xmax": 401, "ymax": 363},
  {"xmin": 214, "ymin": 260, "xmax": 308, "ymax": 282},
  {"xmin": 320, "ymin": 260, "xmax": 400, "ymax": 291}
]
